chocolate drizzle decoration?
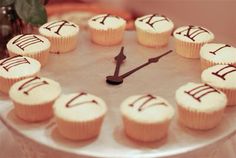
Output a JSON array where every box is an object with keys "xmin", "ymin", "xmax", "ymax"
[
  {"xmin": 0, "ymin": 55, "xmax": 30, "ymax": 72},
  {"xmin": 209, "ymin": 44, "xmax": 231, "ymax": 55},
  {"xmin": 175, "ymin": 25, "xmax": 210, "ymax": 42},
  {"xmin": 18, "ymin": 76, "xmax": 49, "ymax": 95},
  {"xmin": 138, "ymin": 14, "xmax": 169, "ymax": 30},
  {"xmin": 65, "ymin": 92, "xmax": 98, "ymax": 108},
  {"xmin": 212, "ymin": 64, "xmax": 236, "ymax": 80},
  {"xmin": 12, "ymin": 34, "xmax": 44, "ymax": 51},
  {"xmin": 129, "ymin": 94, "xmax": 167, "ymax": 112},
  {"xmin": 184, "ymin": 84, "xmax": 220, "ymax": 102},
  {"xmin": 44, "ymin": 20, "xmax": 76, "ymax": 36},
  {"xmin": 92, "ymin": 14, "xmax": 120, "ymax": 25}
]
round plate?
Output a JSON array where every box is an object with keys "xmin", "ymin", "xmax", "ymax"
[{"xmin": 1, "ymin": 32, "xmax": 236, "ymax": 158}]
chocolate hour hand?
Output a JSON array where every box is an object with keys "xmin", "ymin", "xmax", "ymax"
[
  {"xmin": 106, "ymin": 46, "xmax": 126, "ymax": 85},
  {"xmin": 106, "ymin": 49, "xmax": 172, "ymax": 85}
]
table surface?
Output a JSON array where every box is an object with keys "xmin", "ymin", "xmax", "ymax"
[{"xmin": 1, "ymin": 31, "xmax": 236, "ymax": 158}]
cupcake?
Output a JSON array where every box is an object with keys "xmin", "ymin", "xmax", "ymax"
[
  {"xmin": 53, "ymin": 92, "xmax": 107, "ymax": 140},
  {"xmin": 9, "ymin": 76, "xmax": 61, "ymax": 122},
  {"xmin": 7, "ymin": 34, "xmax": 50, "ymax": 66},
  {"xmin": 39, "ymin": 20, "xmax": 79, "ymax": 53},
  {"xmin": 200, "ymin": 43, "xmax": 236, "ymax": 70},
  {"xmin": 0, "ymin": 55, "xmax": 41, "ymax": 94},
  {"xmin": 175, "ymin": 82, "xmax": 227, "ymax": 130},
  {"xmin": 173, "ymin": 25, "xmax": 214, "ymax": 58},
  {"xmin": 88, "ymin": 14, "xmax": 126, "ymax": 46},
  {"xmin": 201, "ymin": 64, "xmax": 236, "ymax": 106},
  {"xmin": 135, "ymin": 14, "xmax": 174, "ymax": 48},
  {"xmin": 120, "ymin": 94, "xmax": 175, "ymax": 142}
]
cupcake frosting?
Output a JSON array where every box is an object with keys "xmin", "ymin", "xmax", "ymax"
[
  {"xmin": 175, "ymin": 82, "xmax": 227, "ymax": 112},
  {"xmin": 54, "ymin": 92, "xmax": 107, "ymax": 122},
  {"xmin": 9, "ymin": 76, "xmax": 61, "ymax": 105},
  {"xmin": 121, "ymin": 94, "xmax": 175, "ymax": 123},
  {"xmin": 174, "ymin": 25, "xmax": 214, "ymax": 43},
  {"xmin": 88, "ymin": 14, "xmax": 126, "ymax": 30},
  {"xmin": 0, "ymin": 55, "xmax": 41, "ymax": 78},
  {"xmin": 39, "ymin": 20, "xmax": 79, "ymax": 37},
  {"xmin": 7, "ymin": 34, "xmax": 50, "ymax": 54},
  {"xmin": 201, "ymin": 64, "xmax": 236, "ymax": 89},
  {"xmin": 200, "ymin": 43, "xmax": 236, "ymax": 63},
  {"xmin": 135, "ymin": 14, "xmax": 174, "ymax": 33}
]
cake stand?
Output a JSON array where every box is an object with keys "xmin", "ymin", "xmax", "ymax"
[{"xmin": 1, "ymin": 32, "xmax": 236, "ymax": 158}]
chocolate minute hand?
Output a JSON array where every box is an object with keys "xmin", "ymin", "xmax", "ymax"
[{"xmin": 120, "ymin": 50, "xmax": 173, "ymax": 79}]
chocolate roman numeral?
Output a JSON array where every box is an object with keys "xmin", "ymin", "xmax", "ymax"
[
  {"xmin": 129, "ymin": 94, "xmax": 167, "ymax": 112},
  {"xmin": 0, "ymin": 55, "xmax": 30, "ymax": 72},
  {"xmin": 184, "ymin": 84, "xmax": 220, "ymax": 102},
  {"xmin": 65, "ymin": 92, "xmax": 98, "ymax": 108},
  {"xmin": 92, "ymin": 14, "xmax": 120, "ymax": 25},
  {"xmin": 138, "ymin": 14, "xmax": 169, "ymax": 29},
  {"xmin": 212, "ymin": 65, "xmax": 236, "ymax": 80},
  {"xmin": 44, "ymin": 20, "xmax": 76, "ymax": 35},
  {"xmin": 209, "ymin": 44, "xmax": 231, "ymax": 55},
  {"xmin": 176, "ymin": 26, "xmax": 210, "ymax": 42},
  {"xmin": 12, "ymin": 34, "xmax": 44, "ymax": 51},
  {"xmin": 18, "ymin": 77, "xmax": 49, "ymax": 95}
]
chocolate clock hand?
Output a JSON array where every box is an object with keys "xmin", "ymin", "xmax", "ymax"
[
  {"xmin": 120, "ymin": 50, "xmax": 172, "ymax": 79},
  {"xmin": 106, "ymin": 47, "xmax": 126, "ymax": 85}
]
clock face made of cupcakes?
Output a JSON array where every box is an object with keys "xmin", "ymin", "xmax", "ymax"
[{"xmin": 1, "ymin": 13, "xmax": 236, "ymax": 157}]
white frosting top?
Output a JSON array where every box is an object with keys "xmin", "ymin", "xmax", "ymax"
[
  {"xmin": 39, "ymin": 20, "xmax": 79, "ymax": 37},
  {"xmin": 201, "ymin": 64, "xmax": 236, "ymax": 89},
  {"xmin": 135, "ymin": 14, "xmax": 174, "ymax": 33},
  {"xmin": 9, "ymin": 76, "xmax": 61, "ymax": 105},
  {"xmin": 175, "ymin": 82, "xmax": 227, "ymax": 112},
  {"xmin": 88, "ymin": 14, "xmax": 126, "ymax": 30},
  {"xmin": 173, "ymin": 25, "xmax": 214, "ymax": 43},
  {"xmin": 53, "ymin": 93, "xmax": 107, "ymax": 122},
  {"xmin": 120, "ymin": 95, "xmax": 175, "ymax": 123},
  {"xmin": 7, "ymin": 34, "xmax": 50, "ymax": 54},
  {"xmin": 200, "ymin": 43, "xmax": 236, "ymax": 63},
  {"xmin": 0, "ymin": 56, "xmax": 41, "ymax": 78}
]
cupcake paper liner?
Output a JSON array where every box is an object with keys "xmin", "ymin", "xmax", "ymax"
[
  {"xmin": 217, "ymin": 88, "xmax": 236, "ymax": 106},
  {"xmin": 136, "ymin": 28, "xmax": 172, "ymax": 48},
  {"xmin": 89, "ymin": 26, "xmax": 125, "ymax": 46},
  {"xmin": 122, "ymin": 116, "xmax": 170, "ymax": 142},
  {"xmin": 175, "ymin": 39, "xmax": 211, "ymax": 59},
  {"xmin": 14, "ymin": 101, "xmax": 54, "ymax": 122},
  {"xmin": 177, "ymin": 104, "xmax": 225, "ymax": 130},
  {"xmin": 200, "ymin": 57, "xmax": 236, "ymax": 71},
  {"xmin": 56, "ymin": 116, "xmax": 105, "ymax": 140}
]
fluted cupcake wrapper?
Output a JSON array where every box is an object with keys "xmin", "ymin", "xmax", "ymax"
[
  {"xmin": 175, "ymin": 39, "xmax": 212, "ymax": 59},
  {"xmin": 200, "ymin": 57, "xmax": 236, "ymax": 71},
  {"xmin": 217, "ymin": 88, "xmax": 236, "ymax": 106},
  {"xmin": 177, "ymin": 104, "xmax": 225, "ymax": 130},
  {"xmin": 122, "ymin": 116, "xmax": 171, "ymax": 142},
  {"xmin": 9, "ymin": 48, "xmax": 50, "ymax": 67},
  {"xmin": 56, "ymin": 116, "xmax": 105, "ymax": 141},
  {"xmin": 45, "ymin": 35, "xmax": 78, "ymax": 54},
  {"xmin": 13, "ymin": 101, "xmax": 54, "ymax": 122},
  {"xmin": 89, "ymin": 26, "xmax": 125, "ymax": 46},
  {"xmin": 136, "ymin": 28, "xmax": 172, "ymax": 48},
  {"xmin": 0, "ymin": 72, "xmax": 38, "ymax": 94}
]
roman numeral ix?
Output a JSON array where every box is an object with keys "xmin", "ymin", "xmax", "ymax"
[{"xmin": 44, "ymin": 20, "xmax": 76, "ymax": 35}]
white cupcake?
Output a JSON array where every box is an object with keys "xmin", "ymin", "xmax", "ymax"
[
  {"xmin": 201, "ymin": 64, "xmax": 236, "ymax": 106},
  {"xmin": 120, "ymin": 94, "xmax": 175, "ymax": 142},
  {"xmin": 53, "ymin": 92, "xmax": 107, "ymax": 140},
  {"xmin": 0, "ymin": 55, "xmax": 41, "ymax": 94},
  {"xmin": 39, "ymin": 20, "xmax": 79, "ymax": 53},
  {"xmin": 135, "ymin": 14, "xmax": 174, "ymax": 47},
  {"xmin": 88, "ymin": 14, "xmax": 126, "ymax": 46},
  {"xmin": 7, "ymin": 34, "xmax": 50, "ymax": 66},
  {"xmin": 175, "ymin": 82, "xmax": 227, "ymax": 130},
  {"xmin": 200, "ymin": 43, "xmax": 236, "ymax": 70},
  {"xmin": 9, "ymin": 76, "xmax": 62, "ymax": 122},
  {"xmin": 173, "ymin": 25, "xmax": 214, "ymax": 58}
]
